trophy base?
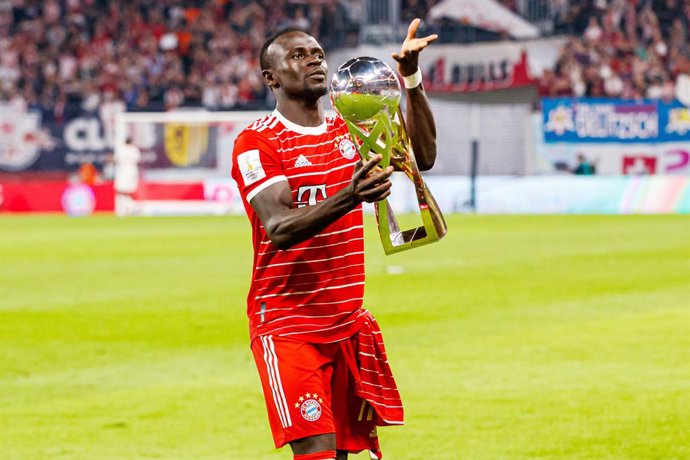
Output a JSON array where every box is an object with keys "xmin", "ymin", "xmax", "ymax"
[{"xmin": 376, "ymin": 189, "xmax": 447, "ymax": 255}]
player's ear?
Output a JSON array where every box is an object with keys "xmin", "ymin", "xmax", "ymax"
[{"xmin": 263, "ymin": 69, "xmax": 279, "ymax": 89}]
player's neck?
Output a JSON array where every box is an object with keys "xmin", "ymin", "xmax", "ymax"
[{"xmin": 275, "ymin": 98, "xmax": 324, "ymax": 127}]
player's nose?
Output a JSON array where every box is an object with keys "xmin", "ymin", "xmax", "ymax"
[{"xmin": 308, "ymin": 54, "xmax": 324, "ymax": 66}]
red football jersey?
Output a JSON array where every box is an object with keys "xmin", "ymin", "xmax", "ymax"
[{"xmin": 231, "ymin": 109, "xmax": 366, "ymax": 344}]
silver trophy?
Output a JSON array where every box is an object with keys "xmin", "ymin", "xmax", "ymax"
[{"xmin": 330, "ymin": 57, "xmax": 447, "ymax": 254}]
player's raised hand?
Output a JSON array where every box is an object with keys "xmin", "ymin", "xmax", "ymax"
[
  {"xmin": 349, "ymin": 154, "xmax": 394, "ymax": 203},
  {"xmin": 391, "ymin": 18, "xmax": 438, "ymax": 77}
]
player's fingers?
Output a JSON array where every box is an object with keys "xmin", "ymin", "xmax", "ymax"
[
  {"xmin": 378, "ymin": 165, "xmax": 394, "ymax": 179},
  {"xmin": 391, "ymin": 52, "xmax": 400, "ymax": 61},
  {"xmin": 363, "ymin": 154, "xmax": 383, "ymax": 172},
  {"xmin": 355, "ymin": 154, "xmax": 383, "ymax": 179},
  {"xmin": 363, "ymin": 191, "xmax": 392, "ymax": 204},
  {"xmin": 353, "ymin": 159, "xmax": 364, "ymax": 174},
  {"xmin": 357, "ymin": 163, "xmax": 392, "ymax": 186},
  {"xmin": 368, "ymin": 165, "xmax": 394, "ymax": 181},
  {"xmin": 361, "ymin": 180, "xmax": 393, "ymax": 200},
  {"xmin": 408, "ymin": 36, "xmax": 437, "ymax": 52},
  {"xmin": 411, "ymin": 38, "xmax": 436, "ymax": 52},
  {"xmin": 362, "ymin": 182, "xmax": 393, "ymax": 202},
  {"xmin": 359, "ymin": 166, "xmax": 393, "ymax": 190},
  {"xmin": 407, "ymin": 18, "xmax": 421, "ymax": 39}
]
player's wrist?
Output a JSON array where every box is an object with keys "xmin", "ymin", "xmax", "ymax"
[
  {"xmin": 402, "ymin": 68, "xmax": 423, "ymax": 89},
  {"xmin": 341, "ymin": 182, "xmax": 364, "ymax": 207}
]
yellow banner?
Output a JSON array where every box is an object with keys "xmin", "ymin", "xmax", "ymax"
[{"xmin": 164, "ymin": 124, "xmax": 209, "ymax": 167}]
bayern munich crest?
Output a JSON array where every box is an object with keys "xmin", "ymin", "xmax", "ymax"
[
  {"xmin": 295, "ymin": 393, "xmax": 323, "ymax": 422},
  {"xmin": 338, "ymin": 138, "xmax": 357, "ymax": 160}
]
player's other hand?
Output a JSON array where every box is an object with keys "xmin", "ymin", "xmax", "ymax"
[
  {"xmin": 392, "ymin": 18, "xmax": 438, "ymax": 77},
  {"xmin": 349, "ymin": 154, "xmax": 393, "ymax": 203}
]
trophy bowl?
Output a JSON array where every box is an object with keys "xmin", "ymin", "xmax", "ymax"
[{"xmin": 330, "ymin": 57, "xmax": 401, "ymax": 124}]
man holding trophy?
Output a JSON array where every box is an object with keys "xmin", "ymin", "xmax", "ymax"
[{"xmin": 231, "ymin": 18, "xmax": 442, "ymax": 460}]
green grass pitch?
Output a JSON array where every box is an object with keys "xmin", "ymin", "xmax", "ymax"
[{"xmin": 1, "ymin": 214, "xmax": 688, "ymax": 459}]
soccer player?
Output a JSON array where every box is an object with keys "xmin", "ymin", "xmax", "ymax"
[
  {"xmin": 114, "ymin": 137, "xmax": 142, "ymax": 217},
  {"xmin": 231, "ymin": 18, "xmax": 438, "ymax": 460}
]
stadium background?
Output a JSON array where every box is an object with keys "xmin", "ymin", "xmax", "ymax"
[
  {"xmin": 0, "ymin": 1, "xmax": 688, "ymax": 459},
  {"xmin": 1, "ymin": 0, "xmax": 689, "ymax": 213}
]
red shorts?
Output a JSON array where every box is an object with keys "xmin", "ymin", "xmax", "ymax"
[{"xmin": 251, "ymin": 335, "xmax": 380, "ymax": 454}]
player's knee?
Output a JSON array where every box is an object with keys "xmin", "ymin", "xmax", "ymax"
[
  {"xmin": 291, "ymin": 433, "xmax": 336, "ymax": 459},
  {"xmin": 293, "ymin": 451, "xmax": 337, "ymax": 460}
]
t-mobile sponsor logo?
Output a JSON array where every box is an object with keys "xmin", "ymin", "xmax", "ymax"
[{"xmin": 296, "ymin": 184, "xmax": 327, "ymax": 207}]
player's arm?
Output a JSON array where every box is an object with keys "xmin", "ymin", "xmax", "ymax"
[
  {"xmin": 392, "ymin": 18, "xmax": 438, "ymax": 171},
  {"xmin": 251, "ymin": 155, "xmax": 393, "ymax": 250}
]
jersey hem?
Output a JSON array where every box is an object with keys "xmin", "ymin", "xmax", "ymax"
[{"xmin": 250, "ymin": 309, "xmax": 367, "ymax": 345}]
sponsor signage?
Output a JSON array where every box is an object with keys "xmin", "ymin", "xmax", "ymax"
[
  {"xmin": 534, "ymin": 106, "xmax": 690, "ymax": 175},
  {"xmin": 2, "ymin": 176, "xmax": 687, "ymax": 215},
  {"xmin": 327, "ymin": 38, "xmax": 566, "ymax": 95},
  {"xmin": 61, "ymin": 183, "xmax": 97, "ymax": 216},
  {"xmin": 543, "ymin": 98, "xmax": 690, "ymax": 143},
  {"xmin": 425, "ymin": 50, "xmax": 534, "ymax": 93},
  {"xmin": 0, "ymin": 107, "xmax": 50, "ymax": 171},
  {"xmin": 0, "ymin": 104, "xmax": 218, "ymax": 172}
]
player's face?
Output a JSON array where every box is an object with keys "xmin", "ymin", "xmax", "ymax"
[{"xmin": 268, "ymin": 32, "xmax": 328, "ymax": 100}]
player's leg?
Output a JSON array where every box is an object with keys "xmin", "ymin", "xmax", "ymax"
[
  {"xmin": 291, "ymin": 433, "xmax": 337, "ymax": 459},
  {"xmin": 330, "ymin": 337, "xmax": 382, "ymax": 459},
  {"xmin": 250, "ymin": 336, "xmax": 338, "ymax": 457}
]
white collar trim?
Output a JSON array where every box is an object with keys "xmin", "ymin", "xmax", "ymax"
[{"xmin": 273, "ymin": 109, "xmax": 327, "ymax": 135}]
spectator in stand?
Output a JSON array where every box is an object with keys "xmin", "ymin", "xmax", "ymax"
[
  {"xmin": 573, "ymin": 153, "xmax": 596, "ymax": 175},
  {"xmin": 540, "ymin": 0, "xmax": 690, "ymax": 101},
  {"xmin": 0, "ymin": 0, "xmax": 360, "ymax": 114},
  {"xmin": 78, "ymin": 161, "xmax": 99, "ymax": 185},
  {"xmin": 584, "ymin": 16, "xmax": 603, "ymax": 43},
  {"xmin": 3, "ymin": 0, "xmax": 687, "ymax": 110}
]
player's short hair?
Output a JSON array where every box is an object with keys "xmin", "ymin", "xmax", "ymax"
[{"xmin": 260, "ymin": 27, "xmax": 310, "ymax": 71}]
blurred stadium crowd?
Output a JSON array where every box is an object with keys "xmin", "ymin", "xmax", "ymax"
[
  {"xmin": 0, "ymin": 0, "xmax": 688, "ymax": 115},
  {"xmin": 539, "ymin": 0, "xmax": 690, "ymax": 99},
  {"xmin": 0, "ymin": 0, "xmax": 364, "ymax": 114}
]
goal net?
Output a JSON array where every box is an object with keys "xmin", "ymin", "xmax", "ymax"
[{"xmin": 113, "ymin": 110, "xmax": 269, "ymax": 216}]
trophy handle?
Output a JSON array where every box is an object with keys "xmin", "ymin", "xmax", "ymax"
[{"xmin": 343, "ymin": 108, "xmax": 448, "ymax": 255}]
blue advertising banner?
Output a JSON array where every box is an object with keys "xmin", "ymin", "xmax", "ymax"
[{"xmin": 543, "ymin": 98, "xmax": 690, "ymax": 144}]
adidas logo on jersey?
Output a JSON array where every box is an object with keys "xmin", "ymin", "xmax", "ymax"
[{"xmin": 294, "ymin": 154, "xmax": 313, "ymax": 168}]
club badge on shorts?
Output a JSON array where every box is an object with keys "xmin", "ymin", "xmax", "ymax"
[{"xmin": 295, "ymin": 393, "xmax": 323, "ymax": 422}]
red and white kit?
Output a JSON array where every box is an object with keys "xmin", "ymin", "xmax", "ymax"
[
  {"xmin": 232, "ymin": 110, "xmax": 365, "ymax": 344},
  {"xmin": 231, "ymin": 110, "xmax": 403, "ymax": 454}
]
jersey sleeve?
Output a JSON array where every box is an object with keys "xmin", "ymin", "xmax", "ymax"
[{"xmin": 231, "ymin": 129, "xmax": 287, "ymax": 203}]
